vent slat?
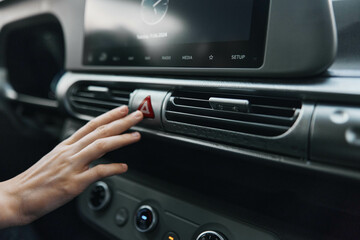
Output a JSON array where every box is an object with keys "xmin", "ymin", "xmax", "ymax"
[
  {"xmin": 172, "ymin": 92, "xmax": 301, "ymax": 108},
  {"xmin": 111, "ymin": 97, "xmax": 131, "ymax": 102},
  {"xmin": 168, "ymin": 100, "xmax": 298, "ymax": 127},
  {"xmin": 111, "ymin": 90, "xmax": 133, "ymax": 98},
  {"xmin": 70, "ymin": 96, "xmax": 128, "ymax": 107},
  {"xmin": 250, "ymin": 105, "xmax": 296, "ymax": 118},
  {"xmin": 165, "ymin": 91, "xmax": 302, "ymax": 137},
  {"xmin": 71, "ymin": 102, "xmax": 108, "ymax": 114},
  {"xmin": 174, "ymin": 97, "xmax": 212, "ymax": 108},
  {"xmin": 172, "ymin": 97, "xmax": 297, "ymax": 117},
  {"xmin": 75, "ymin": 92, "xmax": 96, "ymax": 98},
  {"xmin": 166, "ymin": 111, "xmax": 288, "ymax": 136},
  {"xmin": 69, "ymin": 83, "xmax": 133, "ymax": 117}
]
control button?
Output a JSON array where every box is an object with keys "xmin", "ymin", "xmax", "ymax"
[
  {"xmin": 163, "ymin": 232, "xmax": 180, "ymax": 240},
  {"xmin": 231, "ymin": 54, "xmax": 246, "ymax": 60},
  {"xmin": 330, "ymin": 110, "xmax": 349, "ymax": 124},
  {"xmin": 135, "ymin": 205, "xmax": 158, "ymax": 233},
  {"xmin": 112, "ymin": 56, "xmax": 121, "ymax": 62},
  {"xmin": 161, "ymin": 55, "xmax": 172, "ymax": 61},
  {"xmin": 87, "ymin": 53, "xmax": 94, "ymax": 63},
  {"xmin": 209, "ymin": 55, "xmax": 214, "ymax": 60},
  {"xmin": 196, "ymin": 231, "xmax": 226, "ymax": 240},
  {"xmin": 88, "ymin": 181, "xmax": 111, "ymax": 211},
  {"xmin": 128, "ymin": 56, "xmax": 135, "ymax": 61},
  {"xmin": 99, "ymin": 52, "xmax": 108, "ymax": 62},
  {"xmin": 115, "ymin": 208, "xmax": 129, "ymax": 227},
  {"xmin": 138, "ymin": 95, "xmax": 155, "ymax": 119},
  {"xmin": 182, "ymin": 55, "xmax": 193, "ymax": 61}
]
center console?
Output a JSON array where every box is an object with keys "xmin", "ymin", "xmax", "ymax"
[{"xmin": 78, "ymin": 170, "xmax": 278, "ymax": 240}]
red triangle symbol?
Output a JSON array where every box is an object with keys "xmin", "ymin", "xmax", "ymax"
[{"xmin": 137, "ymin": 95, "xmax": 155, "ymax": 119}]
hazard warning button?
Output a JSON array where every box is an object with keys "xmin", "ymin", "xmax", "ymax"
[{"xmin": 137, "ymin": 95, "xmax": 155, "ymax": 119}]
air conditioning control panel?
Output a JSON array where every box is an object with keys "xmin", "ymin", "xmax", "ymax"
[
  {"xmin": 58, "ymin": 74, "xmax": 360, "ymax": 177},
  {"xmin": 78, "ymin": 173, "xmax": 278, "ymax": 240},
  {"xmin": 126, "ymin": 88, "xmax": 311, "ymax": 158},
  {"xmin": 61, "ymin": 80, "xmax": 314, "ymax": 158}
]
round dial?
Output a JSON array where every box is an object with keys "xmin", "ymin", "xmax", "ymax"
[
  {"xmin": 88, "ymin": 181, "xmax": 111, "ymax": 211},
  {"xmin": 135, "ymin": 205, "xmax": 158, "ymax": 232},
  {"xmin": 141, "ymin": 0, "xmax": 170, "ymax": 25},
  {"xmin": 196, "ymin": 231, "xmax": 226, "ymax": 240}
]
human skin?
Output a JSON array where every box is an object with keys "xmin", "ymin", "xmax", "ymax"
[{"xmin": 0, "ymin": 105, "xmax": 143, "ymax": 229}]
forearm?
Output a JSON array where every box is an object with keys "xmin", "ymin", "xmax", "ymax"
[{"xmin": 0, "ymin": 180, "xmax": 22, "ymax": 229}]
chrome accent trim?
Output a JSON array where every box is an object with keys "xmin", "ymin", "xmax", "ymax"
[
  {"xmin": 134, "ymin": 205, "xmax": 158, "ymax": 233},
  {"xmin": 209, "ymin": 97, "xmax": 250, "ymax": 112},
  {"xmin": 56, "ymin": 72, "xmax": 360, "ymax": 105},
  {"xmin": 88, "ymin": 181, "xmax": 111, "ymax": 211},
  {"xmin": 196, "ymin": 231, "xmax": 225, "ymax": 240},
  {"xmin": 87, "ymin": 86, "xmax": 109, "ymax": 92}
]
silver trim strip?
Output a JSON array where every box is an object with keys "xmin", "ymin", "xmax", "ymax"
[
  {"xmin": 56, "ymin": 72, "xmax": 360, "ymax": 104},
  {"xmin": 196, "ymin": 231, "xmax": 225, "ymax": 240},
  {"xmin": 209, "ymin": 97, "xmax": 250, "ymax": 112},
  {"xmin": 87, "ymin": 86, "xmax": 109, "ymax": 92}
]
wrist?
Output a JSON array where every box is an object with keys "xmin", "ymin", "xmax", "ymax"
[{"xmin": 0, "ymin": 180, "xmax": 23, "ymax": 228}]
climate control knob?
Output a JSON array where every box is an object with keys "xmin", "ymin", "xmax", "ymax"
[
  {"xmin": 135, "ymin": 205, "xmax": 158, "ymax": 233},
  {"xmin": 88, "ymin": 181, "xmax": 111, "ymax": 211},
  {"xmin": 196, "ymin": 231, "xmax": 226, "ymax": 240}
]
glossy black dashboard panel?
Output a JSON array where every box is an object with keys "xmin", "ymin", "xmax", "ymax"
[{"xmin": 83, "ymin": 0, "xmax": 269, "ymax": 68}]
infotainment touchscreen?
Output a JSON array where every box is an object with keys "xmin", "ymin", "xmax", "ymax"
[{"xmin": 83, "ymin": 0, "xmax": 270, "ymax": 68}]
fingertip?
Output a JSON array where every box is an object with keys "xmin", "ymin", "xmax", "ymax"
[
  {"xmin": 119, "ymin": 105, "xmax": 129, "ymax": 114},
  {"xmin": 134, "ymin": 110, "xmax": 144, "ymax": 120},
  {"xmin": 121, "ymin": 163, "xmax": 128, "ymax": 172},
  {"xmin": 131, "ymin": 132, "xmax": 141, "ymax": 139}
]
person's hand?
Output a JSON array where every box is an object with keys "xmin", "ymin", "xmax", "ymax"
[{"xmin": 0, "ymin": 106, "xmax": 143, "ymax": 228}]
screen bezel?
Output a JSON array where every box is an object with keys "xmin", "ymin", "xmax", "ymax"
[{"xmin": 82, "ymin": 0, "xmax": 270, "ymax": 69}]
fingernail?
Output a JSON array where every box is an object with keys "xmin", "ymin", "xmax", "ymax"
[
  {"xmin": 119, "ymin": 105, "xmax": 127, "ymax": 114},
  {"xmin": 134, "ymin": 110, "xmax": 143, "ymax": 119},
  {"xmin": 132, "ymin": 132, "xmax": 140, "ymax": 138},
  {"xmin": 121, "ymin": 164, "xmax": 128, "ymax": 172}
]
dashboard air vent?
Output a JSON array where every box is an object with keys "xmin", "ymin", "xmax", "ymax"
[
  {"xmin": 69, "ymin": 83, "xmax": 134, "ymax": 117},
  {"xmin": 165, "ymin": 91, "xmax": 302, "ymax": 137}
]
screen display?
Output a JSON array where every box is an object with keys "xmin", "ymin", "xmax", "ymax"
[{"xmin": 83, "ymin": 0, "xmax": 269, "ymax": 68}]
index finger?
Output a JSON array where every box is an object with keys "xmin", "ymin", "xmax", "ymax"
[{"xmin": 64, "ymin": 105, "xmax": 129, "ymax": 145}]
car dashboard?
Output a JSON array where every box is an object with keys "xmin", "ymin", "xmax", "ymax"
[{"xmin": 1, "ymin": 0, "xmax": 360, "ymax": 240}]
